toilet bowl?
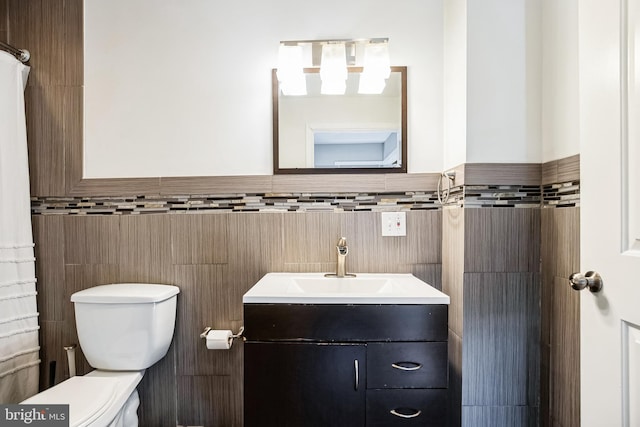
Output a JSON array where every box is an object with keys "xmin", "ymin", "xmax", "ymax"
[{"xmin": 21, "ymin": 283, "xmax": 179, "ymax": 427}]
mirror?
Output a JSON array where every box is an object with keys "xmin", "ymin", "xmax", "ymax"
[{"xmin": 273, "ymin": 66, "xmax": 407, "ymax": 174}]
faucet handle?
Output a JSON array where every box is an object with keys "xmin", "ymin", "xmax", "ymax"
[{"xmin": 337, "ymin": 237, "xmax": 348, "ymax": 255}]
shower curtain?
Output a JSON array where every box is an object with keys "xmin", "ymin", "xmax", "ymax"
[{"xmin": 0, "ymin": 51, "xmax": 39, "ymax": 403}]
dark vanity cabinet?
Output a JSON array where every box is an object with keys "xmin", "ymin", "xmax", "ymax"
[{"xmin": 244, "ymin": 304, "xmax": 448, "ymax": 427}]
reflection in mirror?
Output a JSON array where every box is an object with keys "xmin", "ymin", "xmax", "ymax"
[
  {"xmin": 273, "ymin": 66, "xmax": 407, "ymax": 174},
  {"xmin": 313, "ymin": 130, "xmax": 400, "ymax": 168}
]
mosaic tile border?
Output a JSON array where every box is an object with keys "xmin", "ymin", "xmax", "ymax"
[
  {"xmin": 31, "ymin": 192, "xmax": 442, "ymax": 215},
  {"xmin": 30, "ymin": 181, "xmax": 579, "ymax": 215},
  {"xmin": 542, "ymin": 180, "xmax": 580, "ymax": 208}
]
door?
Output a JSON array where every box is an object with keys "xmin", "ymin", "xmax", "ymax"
[
  {"xmin": 579, "ymin": 0, "xmax": 640, "ymax": 425},
  {"xmin": 244, "ymin": 342, "xmax": 366, "ymax": 427}
]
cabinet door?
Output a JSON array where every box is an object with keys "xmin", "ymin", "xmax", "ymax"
[{"xmin": 244, "ymin": 342, "xmax": 366, "ymax": 427}]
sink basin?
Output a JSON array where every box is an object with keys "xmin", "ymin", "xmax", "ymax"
[{"xmin": 242, "ymin": 273, "xmax": 450, "ymax": 304}]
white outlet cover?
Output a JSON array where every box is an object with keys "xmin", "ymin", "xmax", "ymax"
[{"xmin": 381, "ymin": 212, "xmax": 407, "ymax": 236}]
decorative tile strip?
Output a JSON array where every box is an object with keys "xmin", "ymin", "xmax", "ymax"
[
  {"xmin": 31, "ymin": 192, "xmax": 441, "ymax": 215},
  {"xmin": 542, "ymin": 180, "xmax": 580, "ymax": 208},
  {"xmin": 30, "ymin": 181, "xmax": 579, "ymax": 215},
  {"xmin": 463, "ymin": 184, "xmax": 542, "ymax": 208}
]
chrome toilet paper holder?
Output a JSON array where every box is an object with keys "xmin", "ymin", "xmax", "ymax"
[{"xmin": 200, "ymin": 326, "xmax": 245, "ymax": 342}]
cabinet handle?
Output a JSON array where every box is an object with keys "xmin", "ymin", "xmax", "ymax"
[
  {"xmin": 390, "ymin": 409, "xmax": 422, "ymax": 419},
  {"xmin": 354, "ymin": 359, "xmax": 359, "ymax": 390},
  {"xmin": 391, "ymin": 362, "xmax": 423, "ymax": 371}
]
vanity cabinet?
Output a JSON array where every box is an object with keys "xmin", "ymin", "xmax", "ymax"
[{"xmin": 244, "ymin": 304, "xmax": 448, "ymax": 427}]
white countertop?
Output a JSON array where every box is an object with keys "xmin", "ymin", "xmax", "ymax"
[{"xmin": 243, "ymin": 272, "xmax": 450, "ymax": 305}]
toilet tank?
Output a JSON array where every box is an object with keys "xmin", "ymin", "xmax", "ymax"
[{"xmin": 71, "ymin": 284, "xmax": 180, "ymax": 370}]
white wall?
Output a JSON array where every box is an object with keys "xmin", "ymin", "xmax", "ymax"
[
  {"xmin": 465, "ymin": 0, "xmax": 542, "ymax": 164},
  {"xmin": 541, "ymin": 0, "xmax": 579, "ymax": 162},
  {"xmin": 84, "ymin": 0, "xmax": 443, "ymax": 178},
  {"xmin": 443, "ymin": 0, "xmax": 468, "ymax": 169},
  {"xmin": 443, "ymin": 0, "xmax": 543, "ymax": 170}
]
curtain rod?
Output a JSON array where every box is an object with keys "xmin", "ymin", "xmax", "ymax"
[{"xmin": 0, "ymin": 41, "xmax": 30, "ymax": 63}]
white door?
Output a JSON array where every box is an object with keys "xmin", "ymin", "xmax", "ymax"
[{"xmin": 579, "ymin": 0, "xmax": 640, "ymax": 425}]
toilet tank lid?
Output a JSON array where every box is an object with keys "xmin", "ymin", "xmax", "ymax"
[{"xmin": 71, "ymin": 283, "xmax": 180, "ymax": 304}]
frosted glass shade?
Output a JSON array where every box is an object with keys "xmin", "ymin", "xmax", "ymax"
[
  {"xmin": 277, "ymin": 45, "xmax": 307, "ymax": 96},
  {"xmin": 320, "ymin": 43, "xmax": 347, "ymax": 95},
  {"xmin": 358, "ymin": 42, "xmax": 391, "ymax": 94}
]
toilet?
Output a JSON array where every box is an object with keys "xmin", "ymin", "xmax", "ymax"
[{"xmin": 22, "ymin": 283, "xmax": 180, "ymax": 427}]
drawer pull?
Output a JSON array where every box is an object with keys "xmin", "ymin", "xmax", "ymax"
[
  {"xmin": 391, "ymin": 361, "xmax": 423, "ymax": 371},
  {"xmin": 390, "ymin": 408, "xmax": 422, "ymax": 419},
  {"xmin": 354, "ymin": 359, "xmax": 359, "ymax": 390}
]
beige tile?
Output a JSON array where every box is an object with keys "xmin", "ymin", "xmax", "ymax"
[
  {"xmin": 553, "ymin": 207, "xmax": 580, "ymax": 278},
  {"xmin": 464, "ymin": 163, "xmax": 542, "ymax": 186},
  {"xmin": 32, "ymin": 215, "xmax": 66, "ymax": 321},
  {"xmin": 462, "ymin": 272, "xmax": 539, "ymax": 407},
  {"xmin": 347, "ymin": 210, "xmax": 442, "ymax": 273},
  {"xmin": 442, "ymin": 207, "xmax": 464, "ymax": 337},
  {"xmin": 69, "ymin": 178, "xmax": 161, "ymax": 197},
  {"xmin": 282, "ymin": 212, "xmax": 341, "ymax": 264},
  {"xmin": 138, "ymin": 343, "xmax": 177, "ymax": 427},
  {"xmin": 541, "ymin": 160, "xmax": 558, "ymax": 186},
  {"xmin": 64, "ymin": 264, "xmax": 120, "ymax": 299},
  {"xmin": 160, "ymin": 175, "xmax": 272, "ymax": 195},
  {"xmin": 448, "ymin": 329, "xmax": 463, "ymax": 427},
  {"xmin": 61, "ymin": 0, "xmax": 82, "ymax": 86},
  {"xmin": 464, "ymin": 208, "xmax": 540, "ymax": 273},
  {"xmin": 171, "ymin": 213, "xmax": 228, "ymax": 265},
  {"xmin": 549, "ymin": 276, "xmax": 580, "ymax": 427},
  {"xmin": 384, "ymin": 173, "xmax": 440, "ymax": 192},
  {"xmin": 63, "ymin": 87, "xmax": 83, "ymax": 193},
  {"xmin": 557, "ymin": 154, "xmax": 580, "ymax": 183},
  {"xmin": 8, "ymin": 0, "xmax": 64, "ymax": 87},
  {"xmin": 173, "ymin": 265, "xmax": 242, "ymax": 376},
  {"xmin": 282, "ymin": 262, "xmax": 336, "ymax": 273},
  {"xmin": 63, "ymin": 216, "xmax": 120, "ymax": 265},
  {"xmin": 227, "ymin": 213, "xmax": 284, "ymax": 320},
  {"xmin": 24, "ymin": 85, "xmax": 66, "ymax": 196},
  {"xmin": 177, "ymin": 375, "xmax": 242, "ymax": 427},
  {"xmin": 272, "ymin": 174, "xmax": 386, "ymax": 193},
  {"xmin": 118, "ymin": 215, "xmax": 173, "ymax": 284},
  {"xmin": 0, "ymin": 0, "xmax": 7, "ymax": 31},
  {"xmin": 411, "ymin": 263, "xmax": 442, "ymax": 290},
  {"xmin": 38, "ymin": 321, "xmax": 67, "ymax": 388}
]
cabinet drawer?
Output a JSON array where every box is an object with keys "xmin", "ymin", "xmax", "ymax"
[
  {"xmin": 366, "ymin": 389, "xmax": 446, "ymax": 427},
  {"xmin": 367, "ymin": 342, "xmax": 447, "ymax": 389},
  {"xmin": 244, "ymin": 304, "xmax": 448, "ymax": 342}
]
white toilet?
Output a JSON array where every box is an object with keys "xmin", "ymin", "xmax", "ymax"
[{"xmin": 22, "ymin": 283, "xmax": 180, "ymax": 427}]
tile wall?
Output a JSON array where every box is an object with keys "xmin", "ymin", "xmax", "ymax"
[
  {"xmin": 32, "ymin": 210, "xmax": 443, "ymax": 426},
  {"xmin": 443, "ymin": 207, "xmax": 541, "ymax": 427},
  {"xmin": 441, "ymin": 155, "xmax": 579, "ymax": 427}
]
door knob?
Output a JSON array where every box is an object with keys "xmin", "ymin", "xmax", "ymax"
[{"xmin": 569, "ymin": 271, "xmax": 603, "ymax": 293}]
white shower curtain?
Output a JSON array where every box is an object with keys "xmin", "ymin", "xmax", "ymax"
[{"xmin": 0, "ymin": 51, "xmax": 39, "ymax": 403}]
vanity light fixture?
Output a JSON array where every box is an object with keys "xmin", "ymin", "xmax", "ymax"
[
  {"xmin": 358, "ymin": 41, "xmax": 391, "ymax": 94},
  {"xmin": 276, "ymin": 38, "xmax": 390, "ymax": 96},
  {"xmin": 276, "ymin": 44, "xmax": 307, "ymax": 96}
]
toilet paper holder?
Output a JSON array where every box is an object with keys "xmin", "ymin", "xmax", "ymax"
[{"xmin": 200, "ymin": 326, "xmax": 245, "ymax": 342}]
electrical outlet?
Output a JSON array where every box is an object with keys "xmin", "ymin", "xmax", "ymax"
[{"xmin": 381, "ymin": 212, "xmax": 406, "ymax": 236}]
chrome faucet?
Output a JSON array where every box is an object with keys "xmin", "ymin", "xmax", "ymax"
[{"xmin": 325, "ymin": 237, "xmax": 356, "ymax": 278}]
